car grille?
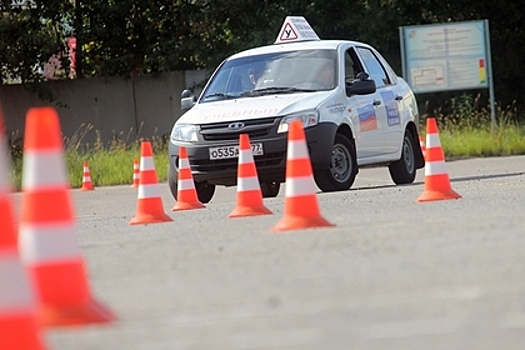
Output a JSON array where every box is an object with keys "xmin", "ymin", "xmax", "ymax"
[{"xmin": 199, "ymin": 117, "xmax": 278, "ymax": 141}]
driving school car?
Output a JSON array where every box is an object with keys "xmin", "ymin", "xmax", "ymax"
[{"xmin": 168, "ymin": 16, "xmax": 424, "ymax": 203}]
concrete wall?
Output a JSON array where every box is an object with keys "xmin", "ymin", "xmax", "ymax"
[{"xmin": 0, "ymin": 70, "xmax": 210, "ymax": 147}]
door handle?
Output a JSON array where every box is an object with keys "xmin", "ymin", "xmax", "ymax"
[
  {"xmin": 395, "ymin": 95, "xmax": 403, "ymax": 101},
  {"xmin": 373, "ymin": 100, "xmax": 381, "ymax": 106}
]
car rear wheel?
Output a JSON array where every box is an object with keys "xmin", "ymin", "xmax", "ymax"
[
  {"xmin": 388, "ymin": 130, "xmax": 417, "ymax": 184},
  {"xmin": 260, "ymin": 181, "xmax": 280, "ymax": 198},
  {"xmin": 168, "ymin": 166, "xmax": 216, "ymax": 204},
  {"xmin": 314, "ymin": 133, "xmax": 357, "ymax": 192}
]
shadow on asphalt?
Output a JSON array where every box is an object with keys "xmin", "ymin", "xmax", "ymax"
[{"xmin": 327, "ymin": 171, "xmax": 525, "ymax": 193}]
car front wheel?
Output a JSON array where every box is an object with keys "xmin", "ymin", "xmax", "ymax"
[
  {"xmin": 314, "ymin": 134, "xmax": 357, "ymax": 192},
  {"xmin": 388, "ymin": 130, "xmax": 417, "ymax": 184},
  {"xmin": 168, "ymin": 166, "xmax": 216, "ymax": 204},
  {"xmin": 260, "ymin": 181, "xmax": 280, "ymax": 198},
  {"xmin": 194, "ymin": 182, "xmax": 215, "ymax": 203}
]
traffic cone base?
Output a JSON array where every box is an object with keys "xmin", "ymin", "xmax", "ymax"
[
  {"xmin": 228, "ymin": 187, "xmax": 272, "ymax": 218},
  {"xmin": 228, "ymin": 198, "xmax": 273, "ymax": 218},
  {"xmin": 271, "ymin": 195, "xmax": 334, "ymax": 231},
  {"xmin": 417, "ymin": 188, "xmax": 462, "ymax": 202},
  {"xmin": 0, "ymin": 316, "xmax": 44, "ymax": 349},
  {"xmin": 130, "ymin": 211, "xmax": 173, "ymax": 225},
  {"xmin": 130, "ymin": 196, "xmax": 173, "ymax": 224},
  {"xmin": 272, "ymin": 215, "xmax": 334, "ymax": 232},
  {"xmin": 172, "ymin": 200, "xmax": 205, "ymax": 211},
  {"xmin": 80, "ymin": 183, "xmax": 94, "ymax": 191},
  {"xmin": 39, "ymin": 298, "xmax": 115, "ymax": 327}
]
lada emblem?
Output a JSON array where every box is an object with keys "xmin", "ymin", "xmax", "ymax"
[{"xmin": 228, "ymin": 122, "xmax": 245, "ymax": 130}]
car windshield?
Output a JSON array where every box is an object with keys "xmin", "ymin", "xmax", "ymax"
[{"xmin": 200, "ymin": 49, "xmax": 337, "ymax": 102}]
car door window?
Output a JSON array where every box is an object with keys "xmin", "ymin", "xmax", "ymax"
[
  {"xmin": 344, "ymin": 51, "xmax": 355, "ymax": 84},
  {"xmin": 344, "ymin": 48, "xmax": 365, "ymax": 83},
  {"xmin": 356, "ymin": 47, "xmax": 390, "ymax": 88}
]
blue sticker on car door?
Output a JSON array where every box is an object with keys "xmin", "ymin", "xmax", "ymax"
[{"xmin": 380, "ymin": 91, "xmax": 400, "ymax": 126}]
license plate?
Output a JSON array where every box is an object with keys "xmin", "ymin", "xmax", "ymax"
[{"xmin": 209, "ymin": 143, "xmax": 263, "ymax": 160}]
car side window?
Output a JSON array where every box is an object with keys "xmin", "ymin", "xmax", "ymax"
[
  {"xmin": 344, "ymin": 48, "xmax": 364, "ymax": 85},
  {"xmin": 344, "ymin": 51, "xmax": 355, "ymax": 83},
  {"xmin": 356, "ymin": 47, "xmax": 390, "ymax": 88}
]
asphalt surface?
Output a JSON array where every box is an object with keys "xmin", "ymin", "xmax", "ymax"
[{"xmin": 12, "ymin": 155, "xmax": 525, "ymax": 350}]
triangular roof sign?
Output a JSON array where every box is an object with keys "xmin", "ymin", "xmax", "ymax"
[{"xmin": 274, "ymin": 16, "xmax": 320, "ymax": 44}]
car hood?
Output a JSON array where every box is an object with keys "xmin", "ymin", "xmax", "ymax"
[{"xmin": 178, "ymin": 92, "xmax": 332, "ymax": 124}]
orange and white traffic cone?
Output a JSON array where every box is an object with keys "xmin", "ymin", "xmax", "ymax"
[
  {"xmin": 419, "ymin": 135, "xmax": 426, "ymax": 160},
  {"xmin": 18, "ymin": 106, "xmax": 115, "ymax": 327},
  {"xmin": 171, "ymin": 146, "xmax": 205, "ymax": 211},
  {"xmin": 130, "ymin": 141, "xmax": 173, "ymax": 224},
  {"xmin": 417, "ymin": 117, "xmax": 461, "ymax": 202},
  {"xmin": 229, "ymin": 134, "xmax": 272, "ymax": 218},
  {"xmin": 271, "ymin": 120, "xmax": 334, "ymax": 232},
  {"xmin": 80, "ymin": 161, "xmax": 94, "ymax": 191},
  {"xmin": 131, "ymin": 158, "xmax": 140, "ymax": 188},
  {"xmin": 0, "ymin": 108, "xmax": 46, "ymax": 349}
]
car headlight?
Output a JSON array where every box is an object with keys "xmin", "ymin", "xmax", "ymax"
[
  {"xmin": 277, "ymin": 110, "xmax": 319, "ymax": 133},
  {"xmin": 171, "ymin": 123, "xmax": 198, "ymax": 142}
]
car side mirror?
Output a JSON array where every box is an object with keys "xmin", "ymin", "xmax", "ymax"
[
  {"xmin": 346, "ymin": 78, "xmax": 376, "ymax": 96},
  {"xmin": 356, "ymin": 72, "xmax": 370, "ymax": 81},
  {"xmin": 180, "ymin": 89, "xmax": 196, "ymax": 111}
]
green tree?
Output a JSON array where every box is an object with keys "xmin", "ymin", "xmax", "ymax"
[
  {"xmin": 0, "ymin": 0, "xmax": 74, "ymax": 84},
  {"xmin": 78, "ymin": 0, "xmax": 244, "ymax": 77},
  {"xmin": 0, "ymin": 0, "xmax": 524, "ymax": 117}
]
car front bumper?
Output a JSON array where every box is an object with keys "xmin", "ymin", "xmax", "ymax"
[{"xmin": 169, "ymin": 121, "xmax": 337, "ymax": 186}]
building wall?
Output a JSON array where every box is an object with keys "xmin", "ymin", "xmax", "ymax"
[{"xmin": 0, "ymin": 70, "xmax": 209, "ymax": 147}]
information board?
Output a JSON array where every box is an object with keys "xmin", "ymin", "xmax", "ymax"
[{"xmin": 400, "ymin": 21, "xmax": 490, "ymax": 94}]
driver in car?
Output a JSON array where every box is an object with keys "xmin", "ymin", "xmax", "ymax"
[
  {"xmin": 314, "ymin": 61, "xmax": 335, "ymax": 89},
  {"xmin": 248, "ymin": 68, "xmax": 260, "ymax": 87}
]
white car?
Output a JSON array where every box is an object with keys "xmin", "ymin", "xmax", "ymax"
[{"xmin": 169, "ymin": 16, "xmax": 424, "ymax": 203}]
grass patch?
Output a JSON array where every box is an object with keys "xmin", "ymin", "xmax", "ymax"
[
  {"xmin": 440, "ymin": 124, "xmax": 525, "ymax": 159},
  {"xmin": 9, "ymin": 127, "xmax": 169, "ymax": 191},
  {"xmin": 421, "ymin": 94, "xmax": 525, "ymax": 159}
]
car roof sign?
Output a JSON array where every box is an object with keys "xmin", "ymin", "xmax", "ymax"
[{"xmin": 274, "ymin": 16, "xmax": 320, "ymax": 44}]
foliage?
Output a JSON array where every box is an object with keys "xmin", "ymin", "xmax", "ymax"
[
  {"xmin": 0, "ymin": 0, "xmax": 75, "ymax": 102},
  {"xmin": 1, "ymin": 0, "xmax": 524, "ymax": 116},
  {"xmin": 0, "ymin": 0, "xmax": 74, "ymax": 83}
]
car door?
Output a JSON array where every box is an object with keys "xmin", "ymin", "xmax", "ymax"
[
  {"xmin": 357, "ymin": 47, "xmax": 403, "ymax": 155},
  {"xmin": 343, "ymin": 47, "xmax": 383, "ymax": 160}
]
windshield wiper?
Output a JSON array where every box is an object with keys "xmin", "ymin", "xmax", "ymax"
[
  {"xmin": 245, "ymin": 87, "xmax": 317, "ymax": 96},
  {"xmin": 203, "ymin": 92, "xmax": 237, "ymax": 101}
]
